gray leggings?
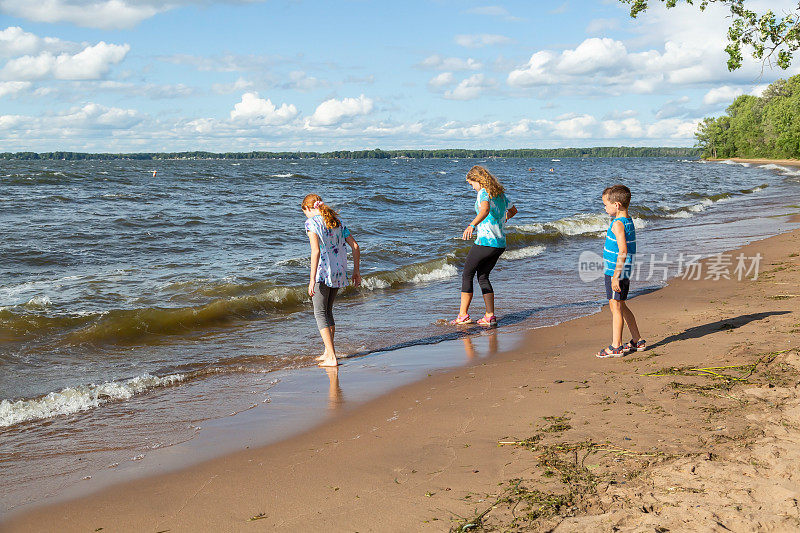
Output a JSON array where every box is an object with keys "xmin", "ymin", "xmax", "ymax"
[{"xmin": 312, "ymin": 282, "xmax": 338, "ymax": 330}]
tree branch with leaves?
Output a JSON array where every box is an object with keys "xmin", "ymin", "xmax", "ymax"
[{"xmin": 621, "ymin": 1, "xmax": 800, "ymax": 70}]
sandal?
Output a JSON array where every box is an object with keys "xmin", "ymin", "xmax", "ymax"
[
  {"xmin": 596, "ymin": 345, "xmax": 625, "ymax": 358},
  {"xmin": 450, "ymin": 314, "xmax": 473, "ymax": 325},
  {"xmin": 623, "ymin": 339, "xmax": 647, "ymax": 353},
  {"xmin": 477, "ymin": 314, "xmax": 497, "ymax": 327}
]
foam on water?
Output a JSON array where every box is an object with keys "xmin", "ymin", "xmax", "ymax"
[
  {"xmin": 502, "ymin": 245, "xmax": 546, "ymax": 260},
  {"xmin": 0, "ymin": 373, "xmax": 185, "ymax": 428},
  {"xmin": 759, "ymin": 164, "xmax": 800, "ymax": 177},
  {"xmin": 515, "ymin": 213, "xmax": 647, "ymax": 237}
]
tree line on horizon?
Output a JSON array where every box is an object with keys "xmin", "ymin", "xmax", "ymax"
[
  {"xmin": 0, "ymin": 146, "xmax": 699, "ymax": 161},
  {"xmin": 695, "ymin": 74, "xmax": 800, "ymax": 159}
]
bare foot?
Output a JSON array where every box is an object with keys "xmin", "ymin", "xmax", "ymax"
[
  {"xmin": 315, "ymin": 352, "xmax": 327, "ymax": 361},
  {"xmin": 318, "ymin": 355, "xmax": 338, "ymax": 367}
]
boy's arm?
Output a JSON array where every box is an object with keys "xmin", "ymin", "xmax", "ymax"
[
  {"xmin": 610, "ymin": 220, "xmax": 627, "ymax": 292},
  {"xmin": 307, "ymin": 231, "xmax": 321, "ymax": 296},
  {"xmin": 345, "ymin": 234, "xmax": 361, "ymax": 287},
  {"xmin": 463, "ymin": 201, "xmax": 490, "ymax": 240}
]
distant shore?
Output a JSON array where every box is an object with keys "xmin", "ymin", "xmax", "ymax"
[
  {"xmin": 1, "ymin": 147, "xmax": 699, "ymax": 161},
  {"xmin": 5, "ymin": 223, "xmax": 800, "ymax": 530}
]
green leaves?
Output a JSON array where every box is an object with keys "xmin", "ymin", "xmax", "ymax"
[{"xmin": 621, "ymin": 0, "xmax": 799, "ymax": 71}]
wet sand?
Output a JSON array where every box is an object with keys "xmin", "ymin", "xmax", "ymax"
[{"xmin": 3, "ymin": 228, "xmax": 800, "ymax": 532}]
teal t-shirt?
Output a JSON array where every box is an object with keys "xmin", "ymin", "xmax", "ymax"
[{"xmin": 475, "ymin": 189, "xmax": 510, "ymax": 248}]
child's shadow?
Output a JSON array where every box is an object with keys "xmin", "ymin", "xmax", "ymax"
[{"xmin": 647, "ymin": 311, "xmax": 791, "ymax": 351}]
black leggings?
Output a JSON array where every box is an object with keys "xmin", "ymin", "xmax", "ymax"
[{"xmin": 461, "ymin": 244, "xmax": 505, "ymax": 294}]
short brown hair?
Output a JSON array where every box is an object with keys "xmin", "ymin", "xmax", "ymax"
[{"xmin": 602, "ymin": 184, "xmax": 631, "ymax": 208}]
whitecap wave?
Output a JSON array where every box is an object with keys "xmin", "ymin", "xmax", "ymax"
[
  {"xmin": 409, "ymin": 263, "xmax": 457, "ymax": 283},
  {"xmin": 269, "ymin": 173, "xmax": 293, "ymax": 178},
  {"xmin": 515, "ymin": 213, "xmax": 646, "ymax": 237},
  {"xmin": 503, "ymin": 245, "xmax": 546, "ymax": 260},
  {"xmin": 0, "ymin": 373, "xmax": 185, "ymax": 428},
  {"xmin": 759, "ymin": 163, "xmax": 800, "ymax": 176}
]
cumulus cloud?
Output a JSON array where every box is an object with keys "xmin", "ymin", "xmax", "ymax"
[
  {"xmin": 501, "ymin": 114, "xmax": 699, "ymax": 141},
  {"xmin": 444, "ymin": 73, "xmax": 497, "ymax": 100},
  {"xmin": 455, "ymin": 33, "xmax": 512, "ymax": 48},
  {"xmin": 419, "ymin": 54, "xmax": 482, "ymax": 71},
  {"xmin": 230, "ymin": 92, "xmax": 299, "ymax": 125},
  {"xmin": 0, "ymin": 26, "xmax": 77, "ymax": 58},
  {"xmin": 1, "ymin": 41, "xmax": 129, "ymax": 81},
  {"xmin": 307, "ymin": 94, "xmax": 373, "ymax": 127},
  {"xmin": 507, "ymin": 36, "xmax": 736, "ymax": 94},
  {"xmin": 58, "ymin": 102, "xmax": 144, "ymax": 128},
  {"xmin": 0, "ymin": 0, "xmax": 165, "ymax": 30},
  {"xmin": 428, "ymin": 72, "xmax": 455, "ymax": 88},
  {"xmin": 703, "ymin": 85, "xmax": 744, "ymax": 105}
]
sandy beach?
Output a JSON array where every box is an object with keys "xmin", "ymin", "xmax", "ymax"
[{"xmin": 3, "ymin": 220, "xmax": 799, "ymax": 531}]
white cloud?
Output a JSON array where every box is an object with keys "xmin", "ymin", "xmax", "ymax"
[
  {"xmin": 0, "ymin": 80, "xmax": 31, "ymax": 97},
  {"xmin": 703, "ymin": 85, "xmax": 744, "ymax": 105},
  {"xmin": 428, "ymin": 72, "xmax": 455, "ymax": 88},
  {"xmin": 455, "ymin": 34, "xmax": 512, "ymax": 48},
  {"xmin": 0, "ymin": 26, "xmax": 77, "ymax": 58},
  {"xmin": 230, "ymin": 92, "xmax": 299, "ymax": 125},
  {"xmin": 419, "ymin": 54, "xmax": 482, "ymax": 71},
  {"xmin": 444, "ymin": 73, "xmax": 497, "ymax": 100},
  {"xmin": 307, "ymin": 94, "xmax": 373, "ymax": 127},
  {"xmin": 0, "ymin": 0, "xmax": 165, "ymax": 30},
  {"xmin": 0, "ymin": 114, "xmax": 27, "ymax": 129},
  {"xmin": 1, "ymin": 41, "xmax": 130, "ymax": 81},
  {"xmin": 558, "ymin": 38, "xmax": 627, "ymax": 74},
  {"xmin": 57, "ymin": 102, "xmax": 144, "ymax": 128}
]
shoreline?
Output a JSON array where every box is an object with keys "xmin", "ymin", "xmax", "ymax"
[
  {"xmin": 4, "ymin": 223, "xmax": 800, "ymax": 531},
  {"xmin": 706, "ymin": 157, "xmax": 800, "ymax": 168}
]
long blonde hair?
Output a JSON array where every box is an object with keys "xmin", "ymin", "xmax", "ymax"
[
  {"xmin": 466, "ymin": 165, "xmax": 505, "ymax": 199},
  {"xmin": 301, "ymin": 193, "xmax": 341, "ymax": 229}
]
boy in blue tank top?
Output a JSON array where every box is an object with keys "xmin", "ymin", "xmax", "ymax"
[{"xmin": 596, "ymin": 184, "xmax": 646, "ymax": 358}]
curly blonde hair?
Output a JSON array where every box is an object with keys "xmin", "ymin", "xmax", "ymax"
[
  {"xmin": 301, "ymin": 193, "xmax": 341, "ymax": 229},
  {"xmin": 466, "ymin": 165, "xmax": 505, "ymax": 199}
]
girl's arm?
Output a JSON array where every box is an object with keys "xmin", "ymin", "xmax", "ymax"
[
  {"xmin": 463, "ymin": 200, "xmax": 490, "ymax": 240},
  {"xmin": 506, "ymin": 205, "xmax": 518, "ymax": 220},
  {"xmin": 307, "ymin": 231, "xmax": 321, "ymax": 296},
  {"xmin": 345, "ymin": 235, "xmax": 361, "ymax": 287}
]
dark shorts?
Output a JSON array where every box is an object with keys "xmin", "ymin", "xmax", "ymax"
[{"xmin": 605, "ymin": 274, "xmax": 630, "ymax": 301}]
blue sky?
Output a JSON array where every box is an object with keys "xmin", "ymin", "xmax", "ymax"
[{"xmin": 0, "ymin": 0, "xmax": 797, "ymax": 152}]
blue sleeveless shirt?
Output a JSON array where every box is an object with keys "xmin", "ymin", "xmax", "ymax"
[{"xmin": 603, "ymin": 216, "xmax": 636, "ymax": 278}]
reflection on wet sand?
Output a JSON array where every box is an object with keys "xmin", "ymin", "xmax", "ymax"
[
  {"xmin": 460, "ymin": 328, "xmax": 499, "ymax": 361},
  {"xmin": 323, "ymin": 367, "xmax": 343, "ymax": 410}
]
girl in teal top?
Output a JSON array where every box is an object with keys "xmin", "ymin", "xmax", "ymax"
[{"xmin": 451, "ymin": 165, "xmax": 518, "ymax": 327}]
